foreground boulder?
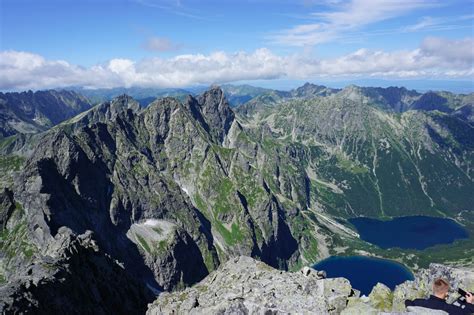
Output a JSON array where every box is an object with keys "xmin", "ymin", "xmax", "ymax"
[{"xmin": 147, "ymin": 256, "xmax": 354, "ymax": 314}]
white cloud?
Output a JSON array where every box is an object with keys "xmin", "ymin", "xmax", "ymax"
[
  {"xmin": 0, "ymin": 37, "xmax": 472, "ymax": 90},
  {"xmin": 402, "ymin": 14, "xmax": 474, "ymax": 33},
  {"xmin": 271, "ymin": 0, "xmax": 438, "ymax": 46},
  {"xmin": 132, "ymin": 0, "xmax": 206, "ymax": 20},
  {"xmin": 142, "ymin": 36, "xmax": 181, "ymax": 52},
  {"xmin": 420, "ymin": 37, "xmax": 474, "ymax": 66},
  {"xmin": 402, "ymin": 16, "xmax": 438, "ymax": 32}
]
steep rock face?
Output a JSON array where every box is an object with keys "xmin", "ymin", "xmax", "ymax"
[
  {"xmin": 0, "ymin": 90, "xmax": 92, "ymax": 137},
  {"xmin": 0, "ymin": 188, "xmax": 15, "ymax": 229},
  {"xmin": 10, "ymin": 98, "xmax": 217, "ymax": 291},
  {"xmin": 0, "ymin": 228, "xmax": 152, "ymax": 314},
  {"xmin": 196, "ymin": 87, "xmax": 235, "ymax": 143},
  {"xmin": 369, "ymin": 86, "xmax": 419, "ymax": 112},
  {"xmin": 236, "ymin": 91, "xmax": 474, "ymax": 218},
  {"xmin": 454, "ymin": 104, "xmax": 474, "ymax": 122},
  {"xmin": 147, "ymin": 256, "xmax": 354, "ymax": 314},
  {"xmin": 411, "ymin": 91, "xmax": 452, "ymax": 113}
]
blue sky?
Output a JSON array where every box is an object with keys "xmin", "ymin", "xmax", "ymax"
[{"xmin": 1, "ymin": 0, "xmax": 473, "ymax": 91}]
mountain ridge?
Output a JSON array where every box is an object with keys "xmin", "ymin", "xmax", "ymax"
[
  {"xmin": 0, "ymin": 83, "xmax": 473, "ymax": 313},
  {"xmin": 0, "ymin": 90, "xmax": 92, "ymax": 138}
]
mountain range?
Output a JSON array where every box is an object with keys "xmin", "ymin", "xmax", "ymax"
[
  {"xmin": 0, "ymin": 90, "xmax": 92, "ymax": 137},
  {"xmin": 0, "ymin": 83, "xmax": 473, "ymax": 313}
]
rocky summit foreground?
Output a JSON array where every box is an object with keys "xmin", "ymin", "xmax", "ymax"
[
  {"xmin": 147, "ymin": 256, "xmax": 353, "ymax": 314},
  {"xmin": 147, "ymin": 256, "xmax": 474, "ymax": 315}
]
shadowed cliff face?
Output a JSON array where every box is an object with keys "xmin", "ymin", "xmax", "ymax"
[
  {"xmin": 197, "ymin": 87, "xmax": 235, "ymax": 143},
  {"xmin": 11, "ymin": 94, "xmax": 219, "ymax": 290},
  {"xmin": 1, "ymin": 228, "xmax": 153, "ymax": 315}
]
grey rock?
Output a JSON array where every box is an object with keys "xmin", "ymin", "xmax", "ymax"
[
  {"xmin": 197, "ymin": 86, "xmax": 235, "ymax": 143},
  {"xmin": 147, "ymin": 256, "xmax": 353, "ymax": 315},
  {"xmin": 0, "ymin": 188, "xmax": 15, "ymax": 229},
  {"xmin": 0, "ymin": 90, "xmax": 92, "ymax": 137},
  {"xmin": 368, "ymin": 283, "xmax": 392, "ymax": 311},
  {"xmin": 0, "ymin": 229, "xmax": 152, "ymax": 314}
]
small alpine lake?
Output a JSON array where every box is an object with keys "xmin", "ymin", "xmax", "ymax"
[
  {"xmin": 349, "ymin": 216, "xmax": 469, "ymax": 250},
  {"xmin": 313, "ymin": 256, "xmax": 414, "ymax": 296}
]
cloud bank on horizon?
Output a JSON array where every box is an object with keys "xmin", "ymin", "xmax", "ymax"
[
  {"xmin": 0, "ymin": 0, "xmax": 473, "ymax": 90},
  {"xmin": 1, "ymin": 37, "xmax": 473, "ymax": 90}
]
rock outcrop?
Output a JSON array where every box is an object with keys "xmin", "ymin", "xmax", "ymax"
[
  {"xmin": 147, "ymin": 258, "xmax": 474, "ymax": 315},
  {"xmin": 147, "ymin": 256, "xmax": 354, "ymax": 314}
]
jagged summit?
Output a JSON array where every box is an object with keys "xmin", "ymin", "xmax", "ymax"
[
  {"xmin": 292, "ymin": 82, "xmax": 340, "ymax": 98},
  {"xmin": 196, "ymin": 86, "xmax": 235, "ymax": 143}
]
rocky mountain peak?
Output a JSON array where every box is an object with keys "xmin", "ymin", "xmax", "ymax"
[
  {"xmin": 344, "ymin": 84, "xmax": 363, "ymax": 93},
  {"xmin": 0, "ymin": 90, "xmax": 93, "ymax": 137},
  {"xmin": 110, "ymin": 94, "xmax": 140, "ymax": 111},
  {"xmin": 196, "ymin": 86, "xmax": 235, "ymax": 143},
  {"xmin": 92, "ymin": 94, "xmax": 140, "ymax": 120},
  {"xmin": 298, "ymin": 82, "xmax": 326, "ymax": 91},
  {"xmin": 411, "ymin": 91, "xmax": 451, "ymax": 113},
  {"xmin": 292, "ymin": 82, "xmax": 340, "ymax": 98}
]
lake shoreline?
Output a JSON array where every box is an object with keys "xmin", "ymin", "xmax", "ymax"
[
  {"xmin": 313, "ymin": 255, "xmax": 414, "ymax": 296},
  {"xmin": 349, "ymin": 215, "xmax": 469, "ymax": 250}
]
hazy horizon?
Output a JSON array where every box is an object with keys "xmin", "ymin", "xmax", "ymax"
[{"xmin": 1, "ymin": 79, "xmax": 473, "ymax": 95}]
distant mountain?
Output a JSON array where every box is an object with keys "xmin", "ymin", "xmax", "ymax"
[
  {"xmin": 220, "ymin": 84, "xmax": 273, "ymax": 106},
  {"xmin": 74, "ymin": 84, "xmax": 275, "ymax": 108},
  {"xmin": 71, "ymin": 86, "xmax": 192, "ymax": 106},
  {"xmin": 454, "ymin": 104, "xmax": 474, "ymax": 122},
  {"xmin": 291, "ymin": 82, "xmax": 340, "ymax": 98},
  {"xmin": 0, "ymin": 90, "xmax": 92, "ymax": 138},
  {"xmin": 237, "ymin": 86, "xmax": 474, "ymax": 218},
  {"xmin": 228, "ymin": 82, "xmax": 340, "ymax": 111},
  {"xmin": 239, "ymin": 83, "xmax": 474, "ymax": 116},
  {"xmin": 342, "ymin": 86, "xmax": 472, "ymax": 114}
]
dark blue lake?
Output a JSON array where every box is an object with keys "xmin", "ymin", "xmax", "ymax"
[
  {"xmin": 313, "ymin": 256, "xmax": 414, "ymax": 296},
  {"xmin": 349, "ymin": 216, "xmax": 469, "ymax": 250}
]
